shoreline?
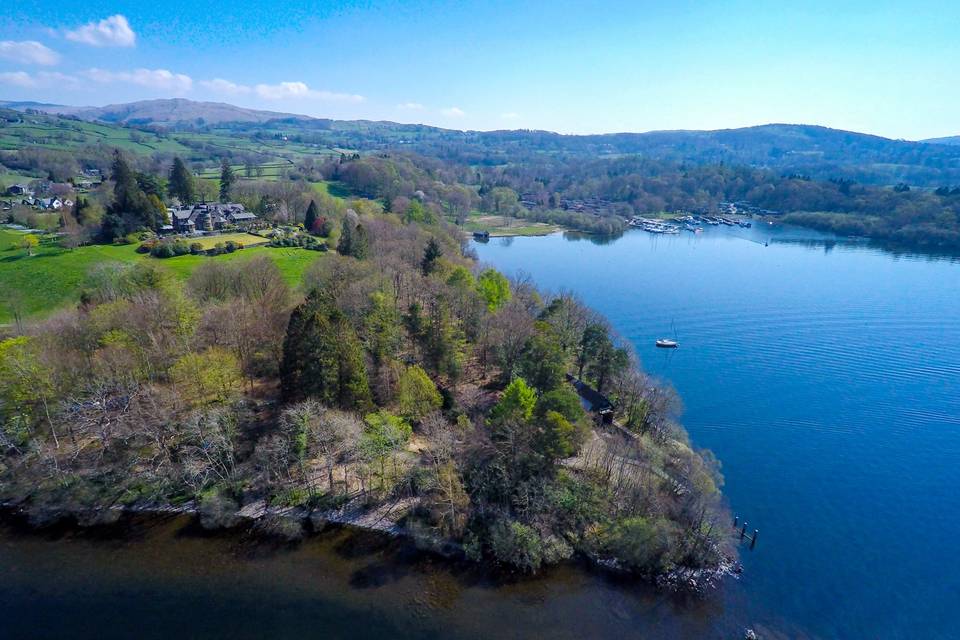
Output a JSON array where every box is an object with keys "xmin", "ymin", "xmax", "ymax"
[{"xmin": 0, "ymin": 495, "xmax": 737, "ymax": 594}]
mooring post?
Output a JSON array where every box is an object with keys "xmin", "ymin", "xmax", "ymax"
[
  {"xmin": 740, "ymin": 523, "xmax": 747, "ymax": 539},
  {"xmin": 733, "ymin": 516, "xmax": 738, "ymax": 529},
  {"xmin": 750, "ymin": 530, "xmax": 758, "ymax": 550}
]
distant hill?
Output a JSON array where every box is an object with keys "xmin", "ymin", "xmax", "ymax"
[
  {"xmin": 1, "ymin": 98, "xmax": 311, "ymax": 126},
  {"xmin": 4, "ymin": 98, "xmax": 960, "ymax": 185},
  {"xmin": 0, "ymin": 100, "xmax": 69, "ymax": 111},
  {"xmin": 924, "ymin": 135, "xmax": 960, "ymax": 146}
]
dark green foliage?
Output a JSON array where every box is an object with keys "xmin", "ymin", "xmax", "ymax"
[
  {"xmin": 576, "ymin": 324, "xmax": 606, "ymax": 379},
  {"xmin": 101, "ymin": 151, "xmax": 163, "ymax": 241},
  {"xmin": 136, "ymin": 172, "xmax": 164, "ymax": 199},
  {"xmin": 269, "ymin": 233, "xmax": 326, "ymax": 251},
  {"xmin": 219, "ymin": 158, "xmax": 236, "ymax": 203},
  {"xmin": 304, "ymin": 200, "xmax": 318, "ymax": 234},
  {"xmin": 149, "ymin": 239, "xmax": 191, "ymax": 258},
  {"xmin": 280, "ymin": 292, "xmax": 372, "ymax": 411},
  {"xmin": 168, "ymin": 156, "xmax": 196, "ymax": 204},
  {"xmin": 488, "ymin": 520, "xmax": 545, "ymax": 572},
  {"xmin": 72, "ymin": 197, "xmax": 92, "ymax": 226},
  {"xmin": 588, "ymin": 336, "xmax": 629, "ymax": 395},
  {"xmin": 421, "ymin": 237, "xmax": 443, "ymax": 275},
  {"xmin": 536, "ymin": 386, "xmax": 586, "ymax": 424},
  {"xmin": 591, "ymin": 517, "xmax": 681, "ymax": 574},
  {"xmin": 336, "ymin": 217, "xmax": 353, "ymax": 256},
  {"xmin": 351, "ymin": 224, "xmax": 369, "ymax": 259},
  {"xmin": 518, "ymin": 322, "xmax": 567, "ymax": 392}
]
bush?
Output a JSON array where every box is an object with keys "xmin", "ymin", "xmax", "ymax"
[
  {"xmin": 224, "ymin": 240, "xmax": 237, "ymax": 253},
  {"xmin": 591, "ymin": 516, "xmax": 681, "ymax": 574},
  {"xmin": 151, "ymin": 242, "xmax": 174, "ymax": 258},
  {"xmin": 198, "ymin": 489, "xmax": 241, "ymax": 529},
  {"xmin": 189, "ymin": 242, "xmax": 204, "ymax": 255},
  {"xmin": 488, "ymin": 519, "xmax": 545, "ymax": 572},
  {"xmin": 149, "ymin": 239, "xmax": 190, "ymax": 258}
]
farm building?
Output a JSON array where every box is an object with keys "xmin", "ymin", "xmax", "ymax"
[{"xmin": 169, "ymin": 202, "xmax": 257, "ymax": 232}]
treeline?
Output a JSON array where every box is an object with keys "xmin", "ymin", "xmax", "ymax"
[{"xmin": 0, "ymin": 204, "xmax": 729, "ymax": 577}]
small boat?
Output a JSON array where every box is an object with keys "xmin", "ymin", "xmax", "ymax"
[{"xmin": 655, "ymin": 338, "xmax": 679, "ymax": 348}]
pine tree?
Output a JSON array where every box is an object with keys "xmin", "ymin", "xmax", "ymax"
[
  {"xmin": 280, "ymin": 292, "xmax": 372, "ymax": 410},
  {"xmin": 351, "ymin": 224, "xmax": 369, "ymax": 259},
  {"xmin": 219, "ymin": 158, "xmax": 235, "ymax": 203},
  {"xmin": 168, "ymin": 157, "xmax": 196, "ymax": 204},
  {"xmin": 421, "ymin": 237, "xmax": 443, "ymax": 275},
  {"xmin": 304, "ymin": 200, "xmax": 318, "ymax": 234},
  {"xmin": 336, "ymin": 217, "xmax": 353, "ymax": 256},
  {"xmin": 102, "ymin": 150, "xmax": 159, "ymax": 239}
]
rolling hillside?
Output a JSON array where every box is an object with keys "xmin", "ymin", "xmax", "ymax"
[{"xmin": 4, "ymin": 98, "xmax": 960, "ymax": 185}]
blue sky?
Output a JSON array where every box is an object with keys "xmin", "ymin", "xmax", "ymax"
[{"xmin": 1, "ymin": 1, "xmax": 958, "ymax": 139}]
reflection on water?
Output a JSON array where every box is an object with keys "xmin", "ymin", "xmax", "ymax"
[
  {"xmin": 561, "ymin": 230, "xmax": 624, "ymax": 245},
  {"xmin": 0, "ymin": 515, "xmax": 754, "ymax": 640}
]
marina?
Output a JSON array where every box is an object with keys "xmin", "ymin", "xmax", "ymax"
[{"xmin": 629, "ymin": 213, "xmax": 755, "ymax": 235}]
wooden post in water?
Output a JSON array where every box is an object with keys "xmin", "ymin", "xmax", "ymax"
[
  {"xmin": 751, "ymin": 530, "xmax": 758, "ymax": 550},
  {"xmin": 740, "ymin": 522, "xmax": 747, "ymax": 539},
  {"xmin": 733, "ymin": 516, "xmax": 739, "ymax": 529}
]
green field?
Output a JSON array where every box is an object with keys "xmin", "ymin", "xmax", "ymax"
[
  {"xmin": 0, "ymin": 110, "xmax": 346, "ymax": 169},
  {"xmin": 186, "ymin": 232, "xmax": 269, "ymax": 250},
  {"xmin": 0, "ymin": 116, "xmax": 192, "ymax": 155},
  {"xmin": 0, "ymin": 229, "xmax": 322, "ymax": 323},
  {"xmin": 461, "ymin": 214, "xmax": 559, "ymax": 237}
]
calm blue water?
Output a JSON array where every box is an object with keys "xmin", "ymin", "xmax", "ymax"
[{"xmin": 474, "ymin": 226, "xmax": 960, "ymax": 639}]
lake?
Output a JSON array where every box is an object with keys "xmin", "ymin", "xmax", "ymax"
[
  {"xmin": 1, "ymin": 224, "xmax": 957, "ymax": 639},
  {"xmin": 474, "ymin": 225, "xmax": 960, "ymax": 639}
]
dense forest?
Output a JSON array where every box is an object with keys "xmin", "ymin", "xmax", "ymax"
[{"xmin": 0, "ymin": 150, "xmax": 732, "ymax": 582}]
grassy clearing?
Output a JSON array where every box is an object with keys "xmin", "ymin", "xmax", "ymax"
[
  {"xmin": 462, "ymin": 214, "xmax": 559, "ymax": 237},
  {"xmin": 186, "ymin": 232, "xmax": 269, "ymax": 250},
  {"xmin": 0, "ymin": 229, "xmax": 322, "ymax": 323}
]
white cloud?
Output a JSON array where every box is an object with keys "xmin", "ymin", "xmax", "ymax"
[
  {"xmin": 253, "ymin": 80, "xmax": 365, "ymax": 102},
  {"xmin": 200, "ymin": 78, "xmax": 251, "ymax": 95},
  {"xmin": 255, "ymin": 81, "xmax": 310, "ymax": 100},
  {"xmin": 65, "ymin": 15, "xmax": 136, "ymax": 47},
  {"xmin": 0, "ymin": 71, "xmax": 35, "ymax": 88},
  {"xmin": 441, "ymin": 106, "xmax": 465, "ymax": 117},
  {"xmin": 0, "ymin": 70, "xmax": 79, "ymax": 88},
  {"xmin": 0, "ymin": 41, "xmax": 60, "ymax": 66},
  {"xmin": 84, "ymin": 67, "xmax": 193, "ymax": 93},
  {"xmin": 500, "ymin": 112, "xmax": 520, "ymax": 120},
  {"xmin": 397, "ymin": 102, "xmax": 424, "ymax": 110}
]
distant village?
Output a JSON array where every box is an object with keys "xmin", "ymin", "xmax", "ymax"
[{"xmin": 3, "ymin": 168, "xmax": 259, "ymax": 235}]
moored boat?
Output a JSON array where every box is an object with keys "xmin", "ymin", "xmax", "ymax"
[{"xmin": 655, "ymin": 338, "xmax": 679, "ymax": 348}]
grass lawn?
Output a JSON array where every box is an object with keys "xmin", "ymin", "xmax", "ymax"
[
  {"xmin": 311, "ymin": 180, "xmax": 354, "ymax": 199},
  {"xmin": 186, "ymin": 232, "xmax": 269, "ymax": 250},
  {"xmin": 0, "ymin": 229, "xmax": 322, "ymax": 324},
  {"xmin": 461, "ymin": 214, "xmax": 559, "ymax": 237}
]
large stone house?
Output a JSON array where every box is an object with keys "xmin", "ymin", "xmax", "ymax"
[{"xmin": 169, "ymin": 203, "xmax": 257, "ymax": 233}]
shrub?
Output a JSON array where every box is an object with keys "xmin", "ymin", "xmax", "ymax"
[
  {"xmin": 151, "ymin": 242, "xmax": 175, "ymax": 258},
  {"xmin": 198, "ymin": 489, "xmax": 241, "ymax": 529},
  {"xmin": 488, "ymin": 519, "xmax": 545, "ymax": 572},
  {"xmin": 592, "ymin": 516, "xmax": 681, "ymax": 574},
  {"xmin": 189, "ymin": 242, "xmax": 204, "ymax": 255},
  {"xmin": 397, "ymin": 365, "xmax": 442, "ymax": 420},
  {"xmin": 149, "ymin": 239, "xmax": 190, "ymax": 258},
  {"xmin": 224, "ymin": 240, "xmax": 237, "ymax": 253}
]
